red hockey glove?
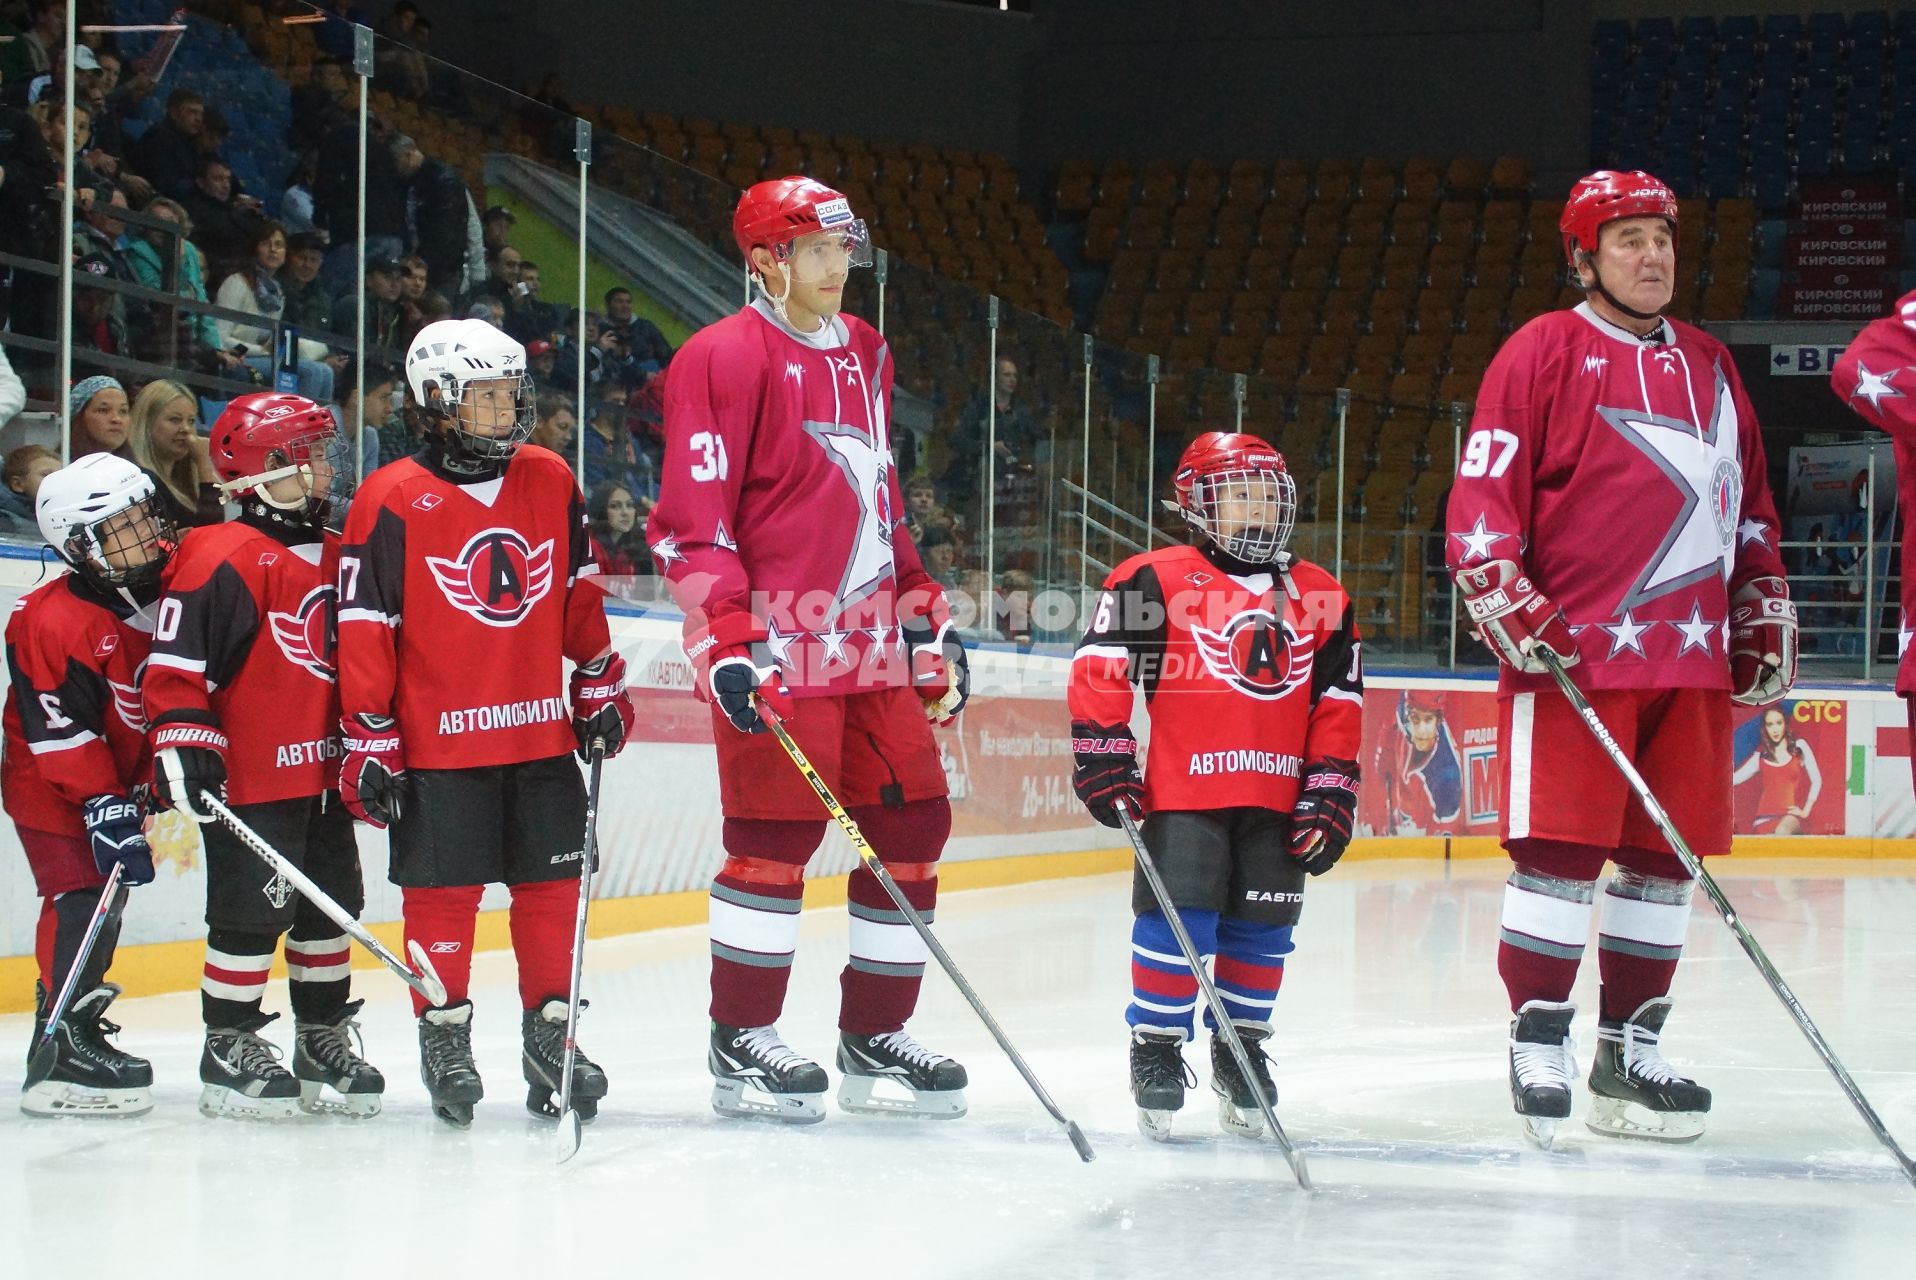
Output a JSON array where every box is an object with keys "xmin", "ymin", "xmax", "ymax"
[
  {"xmin": 1455, "ymin": 559, "xmax": 1578, "ymax": 674},
  {"xmin": 150, "ymin": 712, "xmax": 229, "ymax": 823},
  {"xmin": 905, "ymin": 617, "xmax": 970, "ymax": 725},
  {"xmin": 1071, "ymin": 721, "xmax": 1142, "ymax": 829},
  {"xmin": 1289, "ymin": 757, "xmax": 1359, "ymax": 875},
  {"xmin": 1729, "ymin": 577, "xmax": 1797, "ymax": 706},
  {"xmin": 339, "ymin": 713, "xmax": 405, "ymax": 828},
  {"xmin": 570, "ymin": 651, "xmax": 636, "ymax": 761}
]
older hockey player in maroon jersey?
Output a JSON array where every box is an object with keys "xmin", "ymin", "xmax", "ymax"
[
  {"xmin": 5, "ymin": 455, "xmax": 173, "ymax": 1117},
  {"xmin": 145, "ymin": 392, "xmax": 385, "ymax": 1121},
  {"xmin": 1831, "ymin": 292, "xmax": 1916, "ymax": 782},
  {"xmin": 1068, "ymin": 432, "xmax": 1362, "ymax": 1140},
  {"xmin": 648, "ymin": 177, "xmax": 972, "ymax": 1124},
  {"xmin": 334, "ymin": 318, "xmax": 635, "ymax": 1129},
  {"xmin": 1446, "ymin": 170, "xmax": 1796, "ymax": 1147}
]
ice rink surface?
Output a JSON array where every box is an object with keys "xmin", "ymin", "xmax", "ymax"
[{"xmin": 3, "ymin": 858, "xmax": 1913, "ymax": 1279}]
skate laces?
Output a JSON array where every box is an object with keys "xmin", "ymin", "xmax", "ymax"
[
  {"xmin": 1512, "ymin": 1033, "xmax": 1576, "ymax": 1090},
  {"xmin": 222, "ymin": 1030, "xmax": 289, "ymax": 1078},
  {"xmin": 424, "ymin": 1017, "xmax": 476, "ymax": 1073},
  {"xmin": 1133, "ymin": 1035, "xmax": 1195, "ymax": 1090},
  {"xmin": 1605, "ymin": 1021, "xmax": 1685, "ymax": 1086},
  {"xmin": 735, "ymin": 1025, "xmax": 808, "ymax": 1071},
  {"xmin": 303, "ymin": 1015, "xmax": 368, "ymax": 1070},
  {"xmin": 867, "ymin": 1030, "xmax": 947, "ymax": 1069}
]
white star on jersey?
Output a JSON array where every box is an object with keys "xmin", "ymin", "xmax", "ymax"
[
  {"xmin": 1848, "ymin": 362, "xmax": 1903, "ymax": 411},
  {"xmin": 1453, "ymin": 516, "xmax": 1506, "ymax": 563},
  {"xmin": 1602, "ymin": 612, "xmax": 1650, "ymax": 657},
  {"xmin": 1672, "ymin": 603, "xmax": 1716, "ymax": 654},
  {"xmin": 818, "ymin": 626, "xmax": 851, "ymax": 666},
  {"xmin": 651, "ymin": 533, "xmax": 684, "ymax": 568},
  {"xmin": 764, "ymin": 618, "xmax": 797, "ymax": 667},
  {"xmin": 803, "ymin": 418, "xmax": 896, "ymax": 616},
  {"xmin": 712, "ymin": 520, "xmax": 737, "ymax": 554},
  {"xmin": 1735, "ymin": 518, "xmax": 1771, "ymax": 548}
]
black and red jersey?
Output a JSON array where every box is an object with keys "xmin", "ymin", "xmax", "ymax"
[
  {"xmin": 144, "ymin": 518, "xmax": 341, "ymax": 805},
  {"xmin": 335, "ymin": 443, "xmax": 611, "ymax": 770},
  {"xmin": 1068, "ymin": 545, "xmax": 1363, "ymax": 814},
  {"xmin": 2, "ymin": 576, "xmax": 155, "ymax": 836}
]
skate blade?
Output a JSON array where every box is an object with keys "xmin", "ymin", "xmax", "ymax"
[
  {"xmin": 836, "ymin": 1074, "xmax": 967, "ymax": 1120},
  {"xmin": 1215, "ymin": 1093, "xmax": 1266, "ymax": 1140},
  {"xmin": 199, "ymin": 1083, "xmax": 301, "ymax": 1122},
  {"xmin": 1585, "ymin": 1093, "xmax": 1706, "ymax": 1143},
  {"xmin": 297, "ymin": 1079, "xmax": 383, "ymax": 1118},
  {"xmin": 1522, "ymin": 1115, "xmax": 1560, "ymax": 1151},
  {"xmin": 20, "ymin": 1080, "xmax": 153, "ymax": 1119},
  {"xmin": 711, "ymin": 1075, "xmax": 825, "ymax": 1125},
  {"xmin": 1136, "ymin": 1107, "xmax": 1176, "ymax": 1141}
]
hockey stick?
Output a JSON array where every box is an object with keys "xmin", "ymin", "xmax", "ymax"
[
  {"xmin": 25, "ymin": 865, "xmax": 128, "ymax": 1086},
  {"xmin": 555, "ymin": 748, "xmax": 604, "ymax": 1164},
  {"xmin": 756, "ymin": 698, "xmax": 1096, "ymax": 1163},
  {"xmin": 203, "ymin": 794, "xmax": 449, "ymax": 1007},
  {"xmin": 1116, "ymin": 806, "xmax": 1315, "ymax": 1190},
  {"xmin": 1537, "ymin": 649, "xmax": 1916, "ymax": 1190}
]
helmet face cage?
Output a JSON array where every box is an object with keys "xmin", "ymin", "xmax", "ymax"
[
  {"xmin": 67, "ymin": 494, "xmax": 176, "ymax": 596},
  {"xmin": 440, "ymin": 368, "xmax": 536, "ymax": 461},
  {"xmin": 1187, "ymin": 466, "xmax": 1297, "ymax": 566}
]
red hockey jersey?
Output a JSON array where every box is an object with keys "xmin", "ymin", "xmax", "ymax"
[
  {"xmin": 144, "ymin": 519, "xmax": 341, "ymax": 805},
  {"xmin": 1068, "ymin": 545, "xmax": 1363, "ymax": 814},
  {"xmin": 1446, "ymin": 302, "xmax": 1787, "ymax": 693},
  {"xmin": 646, "ymin": 300, "xmax": 945, "ymax": 695},
  {"xmin": 335, "ymin": 444, "xmax": 610, "ymax": 771},
  {"xmin": 1830, "ymin": 290, "xmax": 1916, "ymax": 694},
  {"xmin": 2, "ymin": 576, "xmax": 154, "ymax": 836}
]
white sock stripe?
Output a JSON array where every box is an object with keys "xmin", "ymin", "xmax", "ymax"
[
  {"xmin": 1131, "ymin": 996, "xmax": 1199, "ymax": 1016},
  {"xmin": 848, "ymin": 916, "xmax": 930, "ymax": 966},
  {"xmin": 203, "ymin": 947, "xmax": 274, "ymax": 973},
  {"xmin": 1501, "ymin": 881, "xmax": 1596, "ymax": 948},
  {"xmin": 200, "ymin": 976, "xmax": 268, "ymax": 1002},
  {"xmin": 1508, "ymin": 692, "xmax": 1535, "ymax": 839},
  {"xmin": 708, "ymin": 897, "xmax": 802, "ymax": 957},
  {"xmin": 1599, "ymin": 890, "xmax": 1694, "ymax": 949},
  {"xmin": 287, "ymin": 960, "xmax": 354, "ymax": 983},
  {"xmin": 284, "ymin": 935, "xmax": 348, "ymax": 958},
  {"xmin": 1130, "ymin": 944, "xmax": 1192, "ymax": 968}
]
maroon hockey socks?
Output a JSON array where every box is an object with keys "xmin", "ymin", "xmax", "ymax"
[
  {"xmin": 1496, "ymin": 867, "xmax": 1595, "ymax": 1008},
  {"xmin": 707, "ymin": 818, "xmax": 820, "ymax": 1027},
  {"xmin": 402, "ymin": 886, "xmax": 483, "ymax": 1015},
  {"xmin": 838, "ymin": 801, "xmax": 946, "ymax": 1036},
  {"xmin": 1596, "ymin": 866, "xmax": 1694, "ymax": 1019}
]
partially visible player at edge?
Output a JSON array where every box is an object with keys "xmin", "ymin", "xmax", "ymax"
[
  {"xmin": 647, "ymin": 177, "xmax": 972, "ymax": 1124},
  {"xmin": 4, "ymin": 455, "xmax": 173, "ymax": 1117},
  {"xmin": 1445, "ymin": 170, "xmax": 1795, "ymax": 1148},
  {"xmin": 144, "ymin": 392, "xmax": 384, "ymax": 1121},
  {"xmin": 1067, "ymin": 432, "xmax": 1362, "ymax": 1140},
  {"xmin": 333, "ymin": 318, "xmax": 636, "ymax": 1129}
]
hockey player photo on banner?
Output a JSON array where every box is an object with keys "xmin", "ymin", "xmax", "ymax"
[
  {"xmin": 1358, "ymin": 685, "xmax": 1501, "ymax": 837},
  {"xmin": 1731, "ymin": 699, "xmax": 1846, "ymax": 836}
]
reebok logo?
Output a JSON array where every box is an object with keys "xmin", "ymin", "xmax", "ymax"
[{"xmin": 427, "ymin": 942, "xmax": 461, "ymax": 954}]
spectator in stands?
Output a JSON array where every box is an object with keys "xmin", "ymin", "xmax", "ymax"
[
  {"xmin": 67, "ymin": 374, "xmax": 130, "ymax": 457},
  {"xmin": 586, "ymin": 481, "xmax": 646, "ymax": 581},
  {"xmin": 125, "ymin": 196, "xmax": 232, "ymax": 375},
  {"xmin": 329, "ymin": 359, "xmax": 394, "ymax": 484},
  {"xmin": 289, "ymin": 55, "xmax": 351, "ymax": 154},
  {"xmin": 0, "ymin": 341, "xmax": 23, "ymax": 436},
  {"xmin": 337, "ymin": 255, "xmax": 404, "ymax": 351},
  {"xmin": 72, "ymin": 183, "xmax": 132, "ymax": 277},
  {"xmin": 0, "ymin": 443, "xmax": 59, "ymax": 537},
  {"xmin": 997, "ymin": 568, "xmax": 1035, "ymax": 647},
  {"xmin": 282, "ymin": 230, "xmax": 335, "ymax": 337},
  {"xmin": 918, "ymin": 524, "xmax": 962, "ymax": 592},
  {"xmin": 481, "ymin": 204, "xmax": 514, "ymax": 255},
  {"xmin": 313, "ymin": 111, "xmax": 404, "ymax": 286},
  {"xmin": 394, "ymin": 252, "xmax": 429, "ymax": 336},
  {"xmin": 601, "ymin": 287, "xmax": 674, "ymax": 372},
  {"xmin": 0, "ymin": 88, "xmax": 59, "ymax": 336},
  {"xmin": 582, "ymin": 396, "xmax": 647, "ymax": 499},
  {"xmin": 0, "ymin": 2, "xmax": 62, "ymax": 90},
  {"xmin": 376, "ymin": 1, "xmax": 432, "ymax": 101},
  {"xmin": 214, "ymin": 220, "xmax": 342, "ymax": 404},
  {"xmin": 531, "ymin": 390, "xmax": 574, "ymax": 455},
  {"xmin": 280, "ymin": 151, "xmax": 321, "ymax": 237},
  {"xmin": 181, "ymin": 155, "xmax": 265, "ymax": 271},
  {"xmin": 416, "ymin": 289, "xmax": 451, "ymax": 328},
  {"xmin": 378, "ymin": 400, "xmax": 430, "ymax": 466},
  {"xmin": 30, "ymin": 99, "xmax": 104, "ymax": 195},
  {"xmin": 902, "ymin": 471, "xmax": 953, "ymax": 544},
  {"xmin": 71, "ymin": 254, "xmax": 127, "ymax": 355},
  {"xmin": 505, "ymin": 256, "xmax": 558, "ymax": 344},
  {"xmin": 128, "ymin": 378, "xmax": 223, "ymax": 527},
  {"xmin": 390, "ymin": 132, "xmax": 469, "ymax": 296},
  {"xmin": 466, "ymin": 292, "xmax": 504, "ymax": 329},
  {"xmin": 526, "ymin": 338, "xmax": 560, "ymax": 387},
  {"xmin": 130, "ymin": 88, "xmax": 204, "ymax": 202},
  {"xmin": 943, "ymin": 355, "xmax": 1037, "ymax": 508}
]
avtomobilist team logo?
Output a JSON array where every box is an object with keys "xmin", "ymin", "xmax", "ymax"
[
  {"xmin": 1190, "ymin": 607, "xmax": 1314, "ymax": 700},
  {"xmin": 426, "ymin": 528, "xmax": 554, "ymax": 627},
  {"xmin": 268, "ymin": 584, "xmax": 336, "ymax": 681},
  {"xmin": 108, "ymin": 660, "xmax": 147, "ymax": 732}
]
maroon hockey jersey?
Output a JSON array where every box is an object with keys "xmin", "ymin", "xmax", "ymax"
[
  {"xmin": 3, "ymin": 577, "xmax": 154, "ymax": 836},
  {"xmin": 1068, "ymin": 545, "xmax": 1363, "ymax": 814},
  {"xmin": 646, "ymin": 300, "xmax": 946, "ymax": 695},
  {"xmin": 1446, "ymin": 302, "xmax": 1787, "ymax": 693},
  {"xmin": 335, "ymin": 444, "xmax": 610, "ymax": 771},
  {"xmin": 144, "ymin": 519, "xmax": 340, "ymax": 805}
]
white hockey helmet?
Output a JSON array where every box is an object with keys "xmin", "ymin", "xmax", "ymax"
[
  {"xmin": 36, "ymin": 453, "xmax": 176, "ymax": 600},
  {"xmin": 404, "ymin": 318, "xmax": 535, "ymax": 463}
]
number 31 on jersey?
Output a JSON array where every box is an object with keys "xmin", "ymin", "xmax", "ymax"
[{"xmin": 1459, "ymin": 427, "xmax": 1518, "ymax": 479}]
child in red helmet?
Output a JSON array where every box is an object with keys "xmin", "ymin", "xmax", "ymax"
[{"xmin": 1068, "ymin": 430, "xmax": 1363, "ymax": 1140}]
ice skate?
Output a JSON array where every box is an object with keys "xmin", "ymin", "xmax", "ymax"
[
  {"xmin": 200, "ymin": 1012, "xmax": 301, "ymax": 1121},
  {"xmin": 293, "ymin": 999, "xmax": 385, "ymax": 1118},
  {"xmin": 709, "ymin": 1022, "xmax": 828, "ymax": 1124},
  {"xmin": 21, "ymin": 984, "xmax": 154, "ymax": 1119},
  {"xmin": 418, "ymin": 1001, "xmax": 484, "ymax": 1129},
  {"xmin": 1585, "ymin": 996, "xmax": 1710, "ymax": 1143},
  {"xmin": 522, "ymin": 998, "xmax": 609, "ymax": 1122},
  {"xmin": 1129, "ymin": 1027, "xmax": 1193, "ymax": 1141},
  {"xmin": 1509, "ymin": 1000, "xmax": 1576, "ymax": 1150},
  {"xmin": 1209, "ymin": 1020, "xmax": 1278, "ymax": 1140},
  {"xmin": 836, "ymin": 1029, "xmax": 968, "ymax": 1119}
]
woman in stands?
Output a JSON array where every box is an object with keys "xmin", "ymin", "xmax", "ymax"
[
  {"xmin": 586, "ymin": 480, "xmax": 648, "ymax": 594},
  {"xmin": 212, "ymin": 220, "xmax": 344, "ymax": 405},
  {"xmin": 127, "ymin": 379, "xmax": 224, "ymax": 527},
  {"xmin": 68, "ymin": 376, "xmax": 131, "ymax": 459},
  {"xmin": 1734, "ymin": 706, "xmax": 1820, "ymax": 836}
]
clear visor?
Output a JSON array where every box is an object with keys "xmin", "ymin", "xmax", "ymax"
[
  {"xmin": 224, "ymin": 426, "xmax": 356, "ymax": 525},
  {"xmin": 77, "ymin": 495, "xmax": 175, "ymax": 587},
  {"xmin": 1189, "ymin": 467, "xmax": 1297, "ymax": 565},
  {"xmin": 774, "ymin": 224, "xmax": 874, "ymax": 280}
]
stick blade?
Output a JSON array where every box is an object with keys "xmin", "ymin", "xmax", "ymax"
[
  {"xmin": 1065, "ymin": 1120, "xmax": 1096, "ymax": 1163},
  {"xmin": 24, "ymin": 1037, "xmax": 56, "ymax": 1089},
  {"xmin": 407, "ymin": 938, "xmax": 449, "ymax": 1006},
  {"xmin": 1283, "ymin": 1145, "xmax": 1315, "ymax": 1192},
  {"xmin": 554, "ymin": 1110, "xmax": 583, "ymax": 1164}
]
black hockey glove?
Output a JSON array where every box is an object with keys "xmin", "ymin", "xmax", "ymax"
[
  {"xmin": 339, "ymin": 714, "xmax": 405, "ymax": 828},
  {"xmin": 82, "ymin": 793, "xmax": 155, "ymax": 886},
  {"xmin": 150, "ymin": 712, "xmax": 229, "ymax": 824},
  {"xmin": 1288, "ymin": 757, "xmax": 1359, "ymax": 875},
  {"xmin": 1071, "ymin": 721, "xmax": 1142, "ymax": 829}
]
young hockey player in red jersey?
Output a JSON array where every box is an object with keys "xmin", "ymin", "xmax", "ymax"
[
  {"xmin": 333, "ymin": 317, "xmax": 635, "ymax": 1128},
  {"xmin": 647, "ymin": 177, "xmax": 972, "ymax": 1124},
  {"xmin": 4, "ymin": 454, "xmax": 174, "ymax": 1117},
  {"xmin": 1445, "ymin": 171, "xmax": 1795, "ymax": 1147},
  {"xmin": 1831, "ymin": 292, "xmax": 1916, "ymax": 782},
  {"xmin": 1068, "ymin": 432, "xmax": 1362, "ymax": 1140},
  {"xmin": 143, "ymin": 391, "xmax": 384, "ymax": 1121}
]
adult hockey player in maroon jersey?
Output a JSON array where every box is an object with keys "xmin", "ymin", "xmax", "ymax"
[
  {"xmin": 1067, "ymin": 432, "xmax": 1361, "ymax": 1139},
  {"xmin": 143, "ymin": 391, "xmax": 384, "ymax": 1121},
  {"xmin": 1831, "ymin": 292, "xmax": 1916, "ymax": 784},
  {"xmin": 4, "ymin": 454, "xmax": 174, "ymax": 1116},
  {"xmin": 1445, "ymin": 170, "xmax": 1796, "ymax": 1147},
  {"xmin": 334, "ymin": 317, "xmax": 635, "ymax": 1128},
  {"xmin": 647, "ymin": 177, "xmax": 972, "ymax": 1124}
]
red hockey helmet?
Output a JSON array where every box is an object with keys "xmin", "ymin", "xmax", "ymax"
[
  {"xmin": 732, "ymin": 176, "xmax": 873, "ymax": 271},
  {"xmin": 1560, "ymin": 170, "xmax": 1679, "ymax": 270},
  {"xmin": 209, "ymin": 391, "xmax": 345, "ymax": 521},
  {"xmin": 1168, "ymin": 431, "xmax": 1297, "ymax": 565}
]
